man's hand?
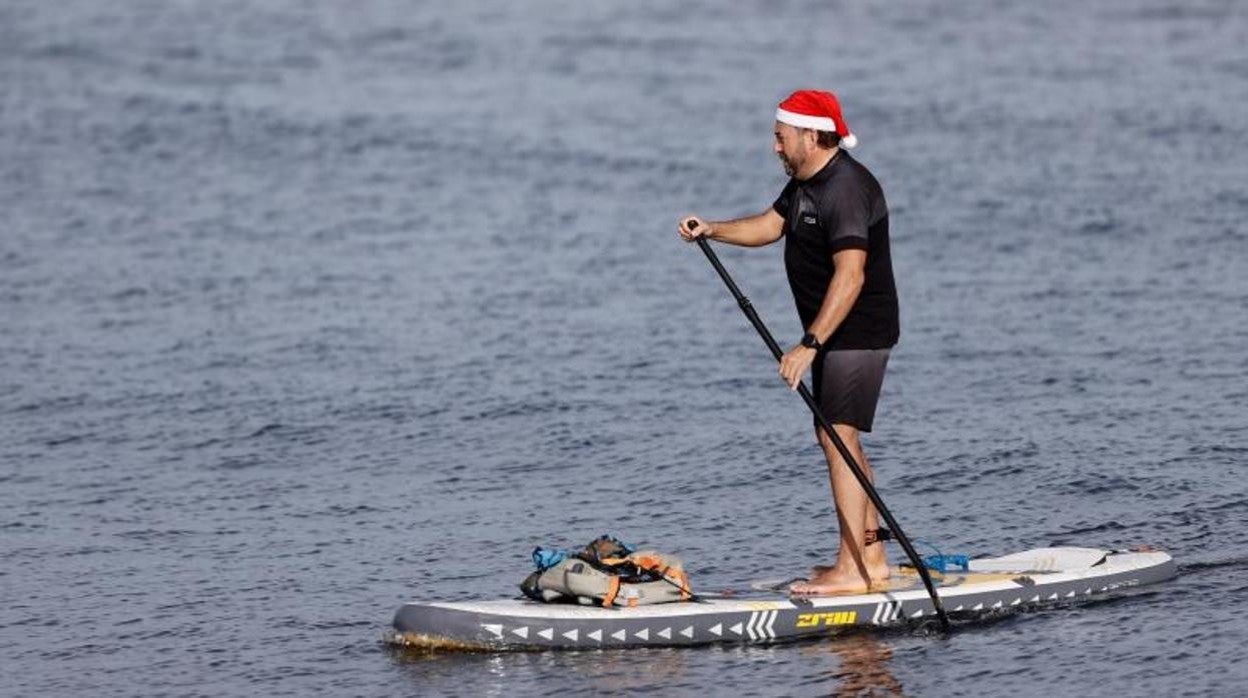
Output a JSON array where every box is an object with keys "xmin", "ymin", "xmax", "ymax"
[
  {"xmin": 779, "ymin": 344, "xmax": 818, "ymax": 390},
  {"xmin": 678, "ymin": 216, "xmax": 713, "ymax": 242}
]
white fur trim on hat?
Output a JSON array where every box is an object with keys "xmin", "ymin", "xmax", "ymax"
[
  {"xmin": 775, "ymin": 108, "xmax": 857, "ymax": 148},
  {"xmin": 775, "ymin": 108, "xmax": 836, "ymax": 132}
]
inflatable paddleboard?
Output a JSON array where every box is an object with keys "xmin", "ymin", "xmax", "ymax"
[{"xmin": 390, "ymin": 547, "xmax": 1174, "ymax": 650}]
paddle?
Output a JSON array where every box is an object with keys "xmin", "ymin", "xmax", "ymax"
[{"xmin": 687, "ymin": 221, "xmax": 951, "ymax": 631}]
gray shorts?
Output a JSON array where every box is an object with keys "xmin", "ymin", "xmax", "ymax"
[{"xmin": 811, "ymin": 348, "xmax": 891, "ymax": 433}]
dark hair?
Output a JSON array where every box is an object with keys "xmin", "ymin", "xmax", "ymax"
[
  {"xmin": 814, "ymin": 130, "xmax": 841, "ymax": 148},
  {"xmin": 798, "ymin": 127, "xmax": 840, "ymax": 148}
]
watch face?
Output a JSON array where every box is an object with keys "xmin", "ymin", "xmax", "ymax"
[{"xmin": 802, "ymin": 333, "xmax": 819, "ymax": 348}]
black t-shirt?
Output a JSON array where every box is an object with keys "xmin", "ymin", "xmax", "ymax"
[{"xmin": 772, "ymin": 151, "xmax": 899, "ymax": 350}]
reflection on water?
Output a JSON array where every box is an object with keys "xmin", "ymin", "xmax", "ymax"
[
  {"xmin": 814, "ymin": 634, "xmax": 907, "ymax": 697},
  {"xmin": 391, "ymin": 632, "xmax": 906, "ymax": 697},
  {"xmin": 390, "ymin": 643, "xmax": 693, "ymax": 695}
]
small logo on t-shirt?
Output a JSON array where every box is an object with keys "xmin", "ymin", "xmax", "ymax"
[{"xmin": 802, "ymin": 215, "xmax": 818, "ymax": 225}]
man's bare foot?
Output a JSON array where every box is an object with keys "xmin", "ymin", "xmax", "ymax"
[
  {"xmin": 790, "ymin": 566, "xmax": 874, "ymax": 596},
  {"xmin": 810, "ymin": 559, "xmax": 891, "ymax": 583}
]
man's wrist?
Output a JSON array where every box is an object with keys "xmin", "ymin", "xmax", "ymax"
[{"xmin": 799, "ymin": 332, "xmax": 822, "ymax": 350}]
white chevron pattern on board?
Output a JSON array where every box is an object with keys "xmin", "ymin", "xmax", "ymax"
[
  {"xmin": 745, "ymin": 610, "xmax": 779, "ymax": 641},
  {"xmin": 871, "ymin": 601, "xmax": 902, "ymax": 625}
]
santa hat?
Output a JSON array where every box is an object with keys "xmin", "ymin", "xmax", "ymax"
[{"xmin": 775, "ymin": 89, "xmax": 858, "ymax": 149}]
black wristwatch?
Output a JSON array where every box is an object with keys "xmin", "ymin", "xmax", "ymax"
[{"xmin": 800, "ymin": 332, "xmax": 822, "ymax": 350}]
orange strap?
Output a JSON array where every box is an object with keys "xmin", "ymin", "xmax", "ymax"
[
  {"xmin": 673, "ymin": 569, "xmax": 691, "ymax": 600},
  {"xmin": 629, "ymin": 554, "xmax": 692, "ymax": 599},
  {"xmin": 631, "ymin": 554, "xmax": 664, "ymax": 572},
  {"xmin": 601, "ymin": 576, "xmax": 621, "ymax": 608}
]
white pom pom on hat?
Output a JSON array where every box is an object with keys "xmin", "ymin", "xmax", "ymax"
[{"xmin": 775, "ymin": 89, "xmax": 858, "ymax": 149}]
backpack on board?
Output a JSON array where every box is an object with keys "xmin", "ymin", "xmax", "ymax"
[{"xmin": 519, "ymin": 535, "xmax": 693, "ymax": 607}]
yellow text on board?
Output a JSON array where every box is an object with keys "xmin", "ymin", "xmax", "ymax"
[{"xmin": 795, "ymin": 611, "xmax": 858, "ymax": 627}]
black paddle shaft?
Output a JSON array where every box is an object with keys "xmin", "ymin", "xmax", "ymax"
[{"xmin": 688, "ymin": 224, "xmax": 950, "ymax": 631}]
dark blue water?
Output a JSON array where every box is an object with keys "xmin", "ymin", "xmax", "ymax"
[{"xmin": 2, "ymin": 1, "xmax": 1246, "ymax": 695}]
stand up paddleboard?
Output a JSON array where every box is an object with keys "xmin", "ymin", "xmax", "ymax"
[{"xmin": 390, "ymin": 546, "xmax": 1175, "ymax": 650}]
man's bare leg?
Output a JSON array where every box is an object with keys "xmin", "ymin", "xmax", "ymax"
[
  {"xmin": 791, "ymin": 423, "xmax": 889, "ymax": 595},
  {"xmin": 812, "ymin": 445, "xmax": 888, "ymax": 580}
]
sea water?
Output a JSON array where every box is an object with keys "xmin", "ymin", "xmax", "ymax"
[{"xmin": 2, "ymin": 1, "xmax": 1246, "ymax": 695}]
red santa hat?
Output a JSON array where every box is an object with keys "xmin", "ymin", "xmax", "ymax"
[{"xmin": 775, "ymin": 89, "xmax": 858, "ymax": 149}]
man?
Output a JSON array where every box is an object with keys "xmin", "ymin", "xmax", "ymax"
[{"xmin": 678, "ymin": 89, "xmax": 899, "ymax": 595}]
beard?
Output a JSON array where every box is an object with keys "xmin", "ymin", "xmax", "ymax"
[{"xmin": 778, "ymin": 152, "xmax": 797, "ymax": 177}]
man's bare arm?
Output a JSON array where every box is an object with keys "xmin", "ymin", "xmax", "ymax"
[
  {"xmin": 777, "ymin": 248, "xmax": 867, "ymax": 389},
  {"xmin": 807, "ymin": 248, "xmax": 867, "ymax": 343},
  {"xmin": 678, "ymin": 209, "xmax": 785, "ymax": 247}
]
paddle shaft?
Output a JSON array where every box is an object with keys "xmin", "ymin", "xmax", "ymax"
[{"xmin": 690, "ymin": 229, "xmax": 950, "ymax": 631}]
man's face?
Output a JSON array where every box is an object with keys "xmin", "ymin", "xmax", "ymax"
[{"xmin": 774, "ymin": 122, "xmax": 809, "ymax": 177}]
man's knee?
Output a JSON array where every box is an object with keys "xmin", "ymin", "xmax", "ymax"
[{"xmin": 816, "ymin": 423, "xmax": 860, "ymax": 451}]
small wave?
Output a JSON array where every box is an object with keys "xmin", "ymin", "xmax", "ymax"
[
  {"xmin": 29, "ymin": 41, "xmax": 110, "ymax": 64},
  {"xmin": 115, "ymin": 529, "xmax": 196, "ymax": 541},
  {"xmin": 44, "ymin": 433, "xmax": 91, "ymax": 447},
  {"xmin": 1177, "ymin": 557, "xmax": 1248, "ymax": 575},
  {"xmin": 1054, "ymin": 520, "xmax": 1132, "ymax": 537},
  {"xmin": 213, "ymin": 454, "xmax": 264, "ymax": 470},
  {"xmin": 246, "ymin": 423, "xmax": 332, "ymax": 444},
  {"xmin": 1052, "ymin": 475, "xmax": 1140, "ymax": 496},
  {"xmin": 250, "ymin": 423, "xmax": 285, "ymax": 438}
]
